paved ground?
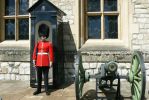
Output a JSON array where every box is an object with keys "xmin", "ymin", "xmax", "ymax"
[{"xmin": 0, "ymin": 80, "xmax": 148, "ymax": 100}]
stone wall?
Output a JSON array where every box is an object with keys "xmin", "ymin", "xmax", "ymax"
[
  {"xmin": 0, "ymin": 62, "xmax": 30, "ymax": 80},
  {"xmin": 131, "ymin": 0, "xmax": 149, "ymax": 80},
  {"xmin": 131, "ymin": 0, "xmax": 149, "ymax": 52},
  {"xmin": 0, "ymin": 46, "xmax": 30, "ymax": 80}
]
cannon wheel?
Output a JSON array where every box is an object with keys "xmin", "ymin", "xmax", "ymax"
[
  {"xmin": 128, "ymin": 51, "xmax": 146, "ymax": 100},
  {"xmin": 75, "ymin": 54, "xmax": 85, "ymax": 100}
]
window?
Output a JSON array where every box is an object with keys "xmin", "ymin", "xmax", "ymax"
[
  {"xmin": 4, "ymin": 0, "xmax": 29, "ymax": 40},
  {"xmin": 86, "ymin": 0, "xmax": 119, "ymax": 39}
]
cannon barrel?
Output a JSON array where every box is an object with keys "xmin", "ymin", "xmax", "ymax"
[{"xmin": 105, "ymin": 61, "xmax": 118, "ymax": 73}]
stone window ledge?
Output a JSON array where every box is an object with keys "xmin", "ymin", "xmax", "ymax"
[
  {"xmin": 79, "ymin": 41, "xmax": 130, "ymax": 52},
  {"xmin": 0, "ymin": 40, "xmax": 30, "ymax": 49},
  {"xmin": 0, "ymin": 41, "xmax": 30, "ymax": 62},
  {"xmin": 78, "ymin": 44, "xmax": 149, "ymax": 63}
]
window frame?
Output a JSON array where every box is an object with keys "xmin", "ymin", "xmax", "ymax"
[
  {"xmin": 79, "ymin": 0, "xmax": 130, "ymax": 48},
  {"xmin": 85, "ymin": 0, "xmax": 120, "ymax": 40},
  {"xmin": 2, "ymin": 0, "xmax": 29, "ymax": 41}
]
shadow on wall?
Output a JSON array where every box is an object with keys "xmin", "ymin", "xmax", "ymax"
[{"xmin": 62, "ymin": 22, "xmax": 77, "ymax": 84}]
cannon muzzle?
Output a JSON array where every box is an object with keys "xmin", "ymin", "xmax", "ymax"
[{"xmin": 105, "ymin": 61, "xmax": 118, "ymax": 73}]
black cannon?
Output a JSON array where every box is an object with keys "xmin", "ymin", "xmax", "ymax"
[{"xmin": 75, "ymin": 51, "xmax": 146, "ymax": 100}]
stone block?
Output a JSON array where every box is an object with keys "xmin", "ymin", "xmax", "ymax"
[
  {"xmin": 67, "ymin": 6, "xmax": 72, "ymax": 10},
  {"xmin": 83, "ymin": 63, "xmax": 90, "ymax": 69},
  {"xmin": 14, "ymin": 62, "xmax": 21, "ymax": 68},
  {"xmin": 144, "ymin": 14, "xmax": 149, "ymax": 17},
  {"xmin": 132, "ymin": 39, "xmax": 143, "ymax": 45},
  {"xmin": 20, "ymin": 75, "xmax": 30, "ymax": 81},
  {"xmin": 16, "ymin": 75, "xmax": 20, "ymax": 80},
  {"xmin": 121, "ymin": 69, "xmax": 128, "ymax": 76},
  {"xmin": 69, "ymin": 20, "xmax": 74, "ymax": 24},
  {"xmin": 93, "ymin": 68, "xmax": 98, "ymax": 74},
  {"xmin": 8, "ymin": 62, "xmax": 15, "ymax": 66},
  {"xmin": 138, "ymin": 34, "xmax": 144, "ymax": 40},
  {"xmin": 142, "ymin": 45, "xmax": 149, "ymax": 52},
  {"xmin": 25, "ymin": 67, "xmax": 30, "ymax": 75},
  {"xmin": 60, "ymin": 6, "xmax": 65, "ymax": 10},
  {"xmin": 145, "ymin": 63, "xmax": 149, "ymax": 69},
  {"xmin": 132, "ymin": 0, "xmax": 137, "ymax": 3},
  {"xmin": 8, "ymin": 67, "xmax": 12, "ymax": 73},
  {"xmin": 118, "ymin": 63, "xmax": 126, "ymax": 69},
  {"xmin": 19, "ymin": 67, "xmax": 25, "ymax": 75},
  {"xmin": 58, "ymin": 2, "xmax": 64, "ymax": 6},
  {"xmin": 0, "ymin": 67, "xmax": 8, "ymax": 74},
  {"xmin": 86, "ymin": 69, "xmax": 94, "ymax": 75},
  {"xmin": 135, "ymin": 5, "xmax": 145, "ymax": 9},
  {"xmin": 132, "ymin": 45, "xmax": 141, "ymax": 50},
  {"xmin": 0, "ymin": 74, "xmax": 4, "ymax": 80},
  {"xmin": 61, "ymin": 0, "xmax": 65, "ymax": 2},
  {"xmin": 12, "ymin": 68, "xmax": 19, "ymax": 74},
  {"xmin": 19, "ymin": 63, "xmax": 30, "ymax": 75},
  {"xmin": 140, "ymin": 29, "xmax": 146, "ymax": 32},
  {"xmin": 21, "ymin": 63, "xmax": 30, "ymax": 69},
  {"xmin": 144, "ymin": 24, "xmax": 149, "ymax": 28},
  {"xmin": 133, "ymin": 18, "xmax": 137, "ymax": 23},
  {"xmin": 1, "ymin": 63, "xmax": 9, "ymax": 67},
  {"xmin": 133, "ymin": 34, "xmax": 137, "ymax": 39},
  {"xmin": 89, "ymin": 63, "xmax": 98, "ymax": 69},
  {"xmin": 4, "ymin": 74, "xmax": 11, "ymax": 80},
  {"xmin": 135, "ymin": 9, "xmax": 148, "ymax": 13},
  {"xmin": 125, "ymin": 63, "xmax": 131, "ymax": 69},
  {"xmin": 146, "ymin": 69, "xmax": 149, "ymax": 76},
  {"xmin": 97, "ymin": 63, "xmax": 103, "ymax": 69},
  {"xmin": 139, "ymin": 24, "xmax": 145, "ymax": 29},
  {"xmin": 10, "ymin": 74, "xmax": 16, "ymax": 80},
  {"xmin": 117, "ymin": 69, "xmax": 122, "ymax": 75},
  {"xmin": 146, "ymin": 75, "xmax": 149, "ymax": 81}
]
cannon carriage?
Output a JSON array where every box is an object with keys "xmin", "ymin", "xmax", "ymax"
[{"xmin": 74, "ymin": 51, "xmax": 146, "ymax": 100}]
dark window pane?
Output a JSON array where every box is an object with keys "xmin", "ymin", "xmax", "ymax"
[
  {"xmin": 104, "ymin": 16, "xmax": 118, "ymax": 39},
  {"xmin": 5, "ymin": 0, "xmax": 15, "ymax": 15},
  {"xmin": 5, "ymin": 19, "xmax": 15, "ymax": 40},
  {"xmin": 87, "ymin": 0, "xmax": 100, "ymax": 12},
  {"xmin": 19, "ymin": 0, "xmax": 29, "ymax": 15},
  {"xmin": 19, "ymin": 19, "xmax": 29, "ymax": 40},
  {"xmin": 104, "ymin": 0, "xmax": 117, "ymax": 11},
  {"xmin": 88, "ymin": 16, "xmax": 101, "ymax": 39}
]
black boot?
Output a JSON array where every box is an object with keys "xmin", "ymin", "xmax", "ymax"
[
  {"xmin": 46, "ymin": 91, "xmax": 50, "ymax": 95},
  {"xmin": 33, "ymin": 90, "xmax": 41, "ymax": 95}
]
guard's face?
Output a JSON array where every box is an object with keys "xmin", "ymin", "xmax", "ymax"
[{"xmin": 41, "ymin": 35, "xmax": 46, "ymax": 41}]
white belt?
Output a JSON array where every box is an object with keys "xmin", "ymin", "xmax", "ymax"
[{"xmin": 37, "ymin": 52, "xmax": 48, "ymax": 55}]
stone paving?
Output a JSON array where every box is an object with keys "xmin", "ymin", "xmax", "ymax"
[{"xmin": 0, "ymin": 80, "xmax": 148, "ymax": 100}]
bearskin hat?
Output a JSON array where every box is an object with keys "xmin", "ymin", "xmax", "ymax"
[{"xmin": 38, "ymin": 24, "xmax": 49, "ymax": 38}]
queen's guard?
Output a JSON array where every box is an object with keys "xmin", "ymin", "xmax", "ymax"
[{"xmin": 32, "ymin": 24, "xmax": 54, "ymax": 95}]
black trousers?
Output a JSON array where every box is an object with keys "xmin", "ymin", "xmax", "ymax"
[{"xmin": 36, "ymin": 67, "xmax": 49, "ymax": 92}]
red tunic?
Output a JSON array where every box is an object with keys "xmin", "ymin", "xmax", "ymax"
[{"xmin": 32, "ymin": 41, "xmax": 54, "ymax": 67}]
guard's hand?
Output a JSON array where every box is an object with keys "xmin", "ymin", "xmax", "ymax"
[
  {"xmin": 49, "ymin": 62, "xmax": 53, "ymax": 67},
  {"xmin": 33, "ymin": 60, "xmax": 36, "ymax": 67}
]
